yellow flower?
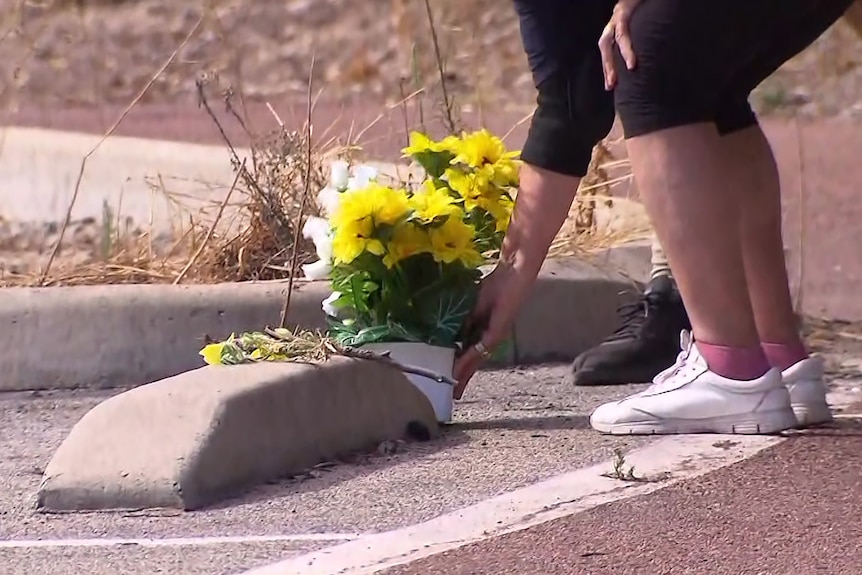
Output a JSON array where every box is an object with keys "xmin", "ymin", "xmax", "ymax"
[
  {"xmin": 401, "ymin": 132, "xmax": 460, "ymax": 158},
  {"xmin": 200, "ymin": 342, "xmax": 225, "ymax": 365},
  {"xmin": 332, "ymin": 183, "xmax": 410, "ymax": 229},
  {"xmin": 451, "ymin": 129, "xmax": 519, "ymax": 169},
  {"xmin": 250, "ymin": 348, "xmax": 287, "ymax": 361},
  {"xmin": 478, "ymin": 193, "xmax": 514, "ymax": 233},
  {"xmin": 383, "ymin": 222, "xmax": 428, "ymax": 268},
  {"xmin": 330, "ymin": 183, "xmax": 410, "ymax": 264},
  {"xmin": 445, "ymin": 168, "xmax": 497, "ymax": 212},
  {"xmin": 479, "ymin": 159, "xmax": 521, "ymax": 188},
  {"xmin": 428, "ymin": 216, "xmax": 483, "ymax": 267},
  {"xmin": 371, "ymin": 184, "xmax": 412, "ymax": 225},
  {"xmin": 439, "ymin": 135, "xmax": 462, "ymax": 154},
  {"xmin": 331, "ymin": 218, "xmax": 385, "ymax": 264},
  {"xmin": 410, "ymin": 180, "xmax": 460, "ymax": 222}
]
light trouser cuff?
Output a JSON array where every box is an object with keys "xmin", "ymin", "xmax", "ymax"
[{"xmin": 649, "ymin": 233, "xmax": 673, "ymax": 280}]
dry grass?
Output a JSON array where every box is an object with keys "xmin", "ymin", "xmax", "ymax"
[{"xmin": 0, "ymin": 79, "xmax": 337, "ymax": 287}]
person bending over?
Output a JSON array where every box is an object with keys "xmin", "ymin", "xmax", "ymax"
[{"xmin": 458, "ymin": 0, "xmax": 851, "ymax": 435}]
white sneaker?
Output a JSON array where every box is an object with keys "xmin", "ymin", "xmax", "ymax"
[
  {"xmin": 783, "ymin": 355, "xmax": 833, "ymax": 427},
  {"xmin": 590, "ymin": 332, "xmax": 798, "ymax": 435}
]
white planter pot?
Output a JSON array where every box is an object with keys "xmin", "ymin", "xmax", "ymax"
[{"xmin": 359, "ymin": 342, "xmax": 456, "ymax": 423}]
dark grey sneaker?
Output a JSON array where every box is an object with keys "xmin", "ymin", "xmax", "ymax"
[{"xmin": 568, "ymin": 276, "xmax": 691, "ymax": 386}]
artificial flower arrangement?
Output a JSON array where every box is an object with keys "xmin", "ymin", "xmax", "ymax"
[
  {"xmin": 197, "ymin": 128, "xmax": 520, "ymax": 421},
  {"xmin": 301, "ymin": 128, "xmax": 521, "ymax": 350}
]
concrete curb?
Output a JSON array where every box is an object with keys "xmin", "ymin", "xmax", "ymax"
[
  {"xmin": 510, "ymin": 256, "xmax": 642, "ymax": 364},
  {"xmin": 0, "ymin": 255, "xmax": 645, "ymax": 392},
  {"xmin": 0, "ymin": 127, "xmax": 239, "ymax": 229},
  {"xmin": 0, "ymin": 280, "xmax": 330, "ymax": 391},
  {"xmin": 36, "ymin": 357, "xmax": 439, "ymax": 512}
]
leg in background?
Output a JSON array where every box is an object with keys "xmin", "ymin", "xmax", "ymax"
[
  {"xmin": 567, "ymin": 252, "xmax": 691, "ymax": 386},
  {"xmin": 649, "ymin": 234, "xmax": 673, "ymax": 280},
  {"xmin": 567, "ymin": 188, "xmax": 690, "ymax": 388}
]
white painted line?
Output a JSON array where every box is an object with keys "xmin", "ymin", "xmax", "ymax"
[
  {"xmin": 0, "ymin": 533, "xmax": 362, "ymax": 550},
  {"xmin": 243, "ymin": 434, "xmax": 783, "ymax": 575}
]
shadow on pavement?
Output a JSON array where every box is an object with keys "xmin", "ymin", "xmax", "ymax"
[
  {"xmin": 204, "ymin": 425, "xmax": 473, "ymax": 510},
  {"xmin": 449, "ymin": 414, "xmax": 591, "ymax": 432}
]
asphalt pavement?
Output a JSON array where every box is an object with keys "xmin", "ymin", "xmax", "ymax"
[{"xmin": 0, "ymin": 365, "xmax": 653, "ymax": 575}]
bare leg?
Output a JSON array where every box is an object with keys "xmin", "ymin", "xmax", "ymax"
[
  {"xmin": 624, "ymin": 123, "xmax": 762, "ymax": 351},
  {"xmin": 589, "ymin": 120, "xmax": 796, "ymax": 435},
  {"xmin": 719, "ymin": 126, "xmax": 805, "ymax": 352}
]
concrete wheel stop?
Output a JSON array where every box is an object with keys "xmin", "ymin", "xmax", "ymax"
[{"xmin": 36, "ymin": 357, "xmax": 438, "ymax": 512}]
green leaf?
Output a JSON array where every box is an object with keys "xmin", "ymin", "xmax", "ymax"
[
  {"xmin": 491, "ymin": 336, "xmax": 514, "ymax": 361},
  {"xmin": 219, "ymin": 340, "xmax": 248, "ymax": 365},
  {"xmin": 384, "ymin": 320, "xmax": 424, "ymax": 343},
  {"xmin": 411, "ymin": 150, "xmax": 456, "ymax": 180},
  {"xmin": 419, "ymin": 286, "xmax": 478, "ymax": 346},
  {"xmin": 344, "ymin": 324, "xmax": 394, "ymax": 347},
  {"xmin": 348, "ymin": 273, "xmax": 371, "ymax": 314}
]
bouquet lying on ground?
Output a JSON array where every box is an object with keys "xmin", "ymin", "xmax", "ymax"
[{"xmin": 302, "ymin": 128, "xmax": 521, "ymax": 349}]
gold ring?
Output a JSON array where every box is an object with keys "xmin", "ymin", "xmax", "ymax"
[{"xmin": 474, "ymin": 341, "xmax": 492, "ymax": 359}]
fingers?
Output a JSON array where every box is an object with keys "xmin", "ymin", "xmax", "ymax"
[
  {"xmin": 599, "ymin": 2, "xmax": 639, "ymax": 91},
  {"xmin": 453, "ymin": 300, "xmax": 512, "ymax": 400},
  {"xmin": 615, "ymin": 12, "xmax": 637, "ymax": 71},
  {"xmin": 598, "ymin": 24, "xmax": 617, "ymax": 91},
  {"xmin": 453, "ymin": 346, "xmax": 483, "ymax": 400}
]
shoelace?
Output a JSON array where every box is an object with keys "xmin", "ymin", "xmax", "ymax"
[
  {"xmin": 605, "ymin": 299, "xmax": 650, "ymax": 342},
  {"xmin": 643, "ymin": 331, "xmax": 695, "ymax": 393}
]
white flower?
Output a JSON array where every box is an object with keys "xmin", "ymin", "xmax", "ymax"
[
  {"xmin": 330, "ymin": 160, "xmax": 350, "ymax": 191},
  {"xmin": 302, "ymin": 216, "xmax": 332, "ymax": 261},
  {"xmin": 302, "ymin": 260, "xmax": 331, "ymax": 281},
  {"xmin": 347, "ymin": 164, "xmax": 378, "ymax": 190},
  {"xmin": 300, "ymin": 216, "xmax": 333, "ymax": 280},
  {"xmin": 321, "ymin": 291, "xmax": 342, "ymax": 317},
  {"xmin": 316, "ymin": 186, "xmax": 341, "ymax": 217}
]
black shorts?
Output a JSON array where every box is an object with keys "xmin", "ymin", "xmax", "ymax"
[
  {"xmin": 613, "ymin": 0, "xmax": 854, "ymax": 139},
  {"xmin": 514, "ymin": 0, "xmax": 616, "ymax": 177}
]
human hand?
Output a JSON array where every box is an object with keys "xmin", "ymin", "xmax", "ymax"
[
  {"xmin": 453, "ymin": 260, "xmax": 538, "ymax": 399},
  {"xmin": 599, "ymin": 0, "xmax": 642, "ymax": 90}
]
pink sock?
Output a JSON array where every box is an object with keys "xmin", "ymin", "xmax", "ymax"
[
  {"xmin": 761, "ymin": 341, "xmax": 808, "ymax": 371},
  {"xmin": 696, "ymin": 341, "xmax": 771, "ymax": 380}
]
